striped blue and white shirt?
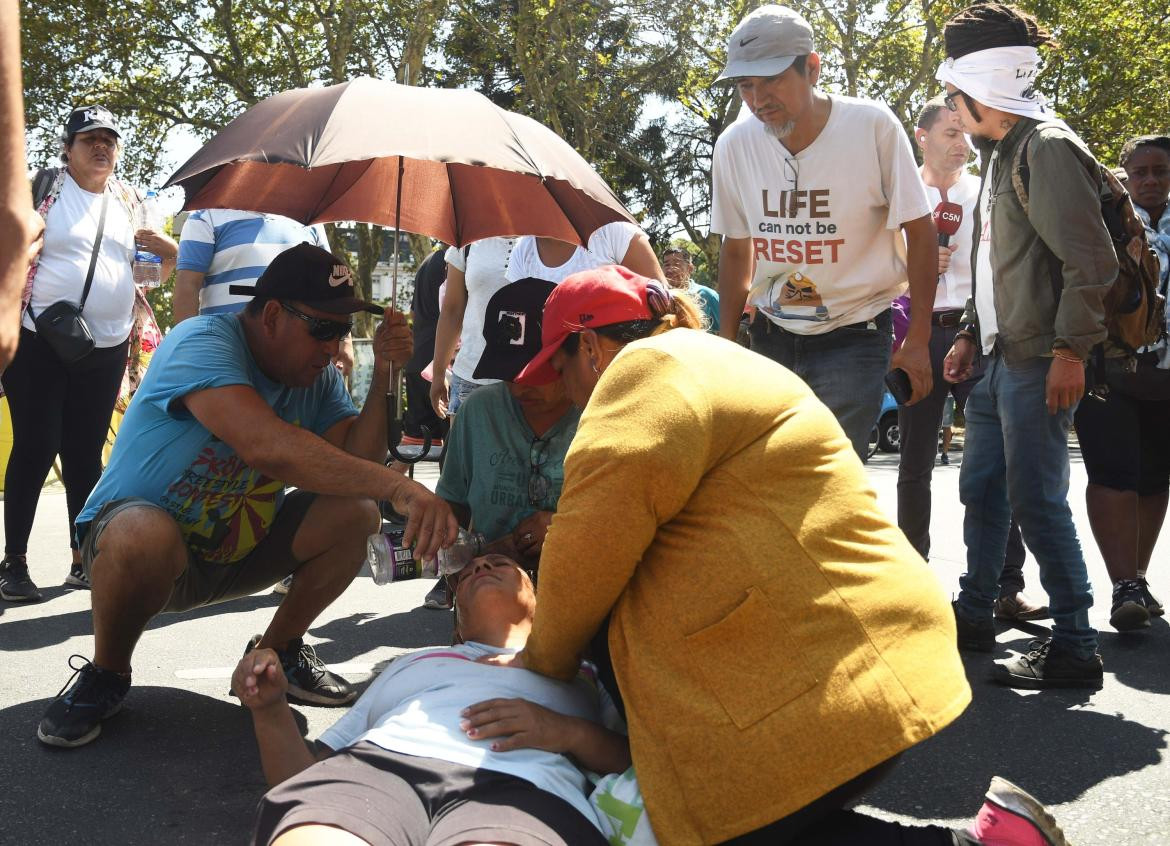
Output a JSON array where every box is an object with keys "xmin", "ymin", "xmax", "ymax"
[{"xmin": 176, "ymin": 210, "xmax": 330, "ymax": 314}]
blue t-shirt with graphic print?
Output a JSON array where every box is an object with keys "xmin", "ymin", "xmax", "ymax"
[{"xmin": 76, "ymin": 314, "xmax": 357, "ymax": 564}]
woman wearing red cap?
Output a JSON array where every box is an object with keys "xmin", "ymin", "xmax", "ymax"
[{"xmin": 484, "ymin": 264, "xmax": 1067, "ymax": 844}]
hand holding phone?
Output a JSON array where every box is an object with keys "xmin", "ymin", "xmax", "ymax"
[{"xmin": 884, "ymin": 368, "xmax": 913, "ymax": 405}]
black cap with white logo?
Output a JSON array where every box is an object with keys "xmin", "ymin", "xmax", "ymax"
[
  {"xmin": 65, "ymin": 105, "xmax": 121, "ymax": 140},
  {"xmin": 230, "ymin": 242, "xmax": 383, "ymax": 315},
  {"xmin": 473, "ymin": 279, "xmax": 557, "ymax": 381}
]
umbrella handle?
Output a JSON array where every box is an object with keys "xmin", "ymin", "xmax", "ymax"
[{"xmin": 386, "ymin": 368, "xmax": 431, "ymax": 464}]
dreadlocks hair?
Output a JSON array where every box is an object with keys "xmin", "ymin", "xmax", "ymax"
[
  {"xmin": 943, "ymin": 2, "xmax": 1058, "ymax": 60},
  {"xmin": 1119, "ymin": 135, "xmax": 1170, "ymax": 168}
]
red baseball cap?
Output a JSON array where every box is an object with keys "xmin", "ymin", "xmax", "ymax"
[{"xmin": 514, "ymin": 264, "xmax": 657, "ymax": 385}]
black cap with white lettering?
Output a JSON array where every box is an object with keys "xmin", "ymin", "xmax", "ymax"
[{"xmin": 64, "ymin": 105, "xmax": 121, "ymax": 141}]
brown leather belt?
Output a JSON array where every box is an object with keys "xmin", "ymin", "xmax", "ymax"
[{"xmin": 932, "ymin": 310, "xmax": 964, "ymax": 328}]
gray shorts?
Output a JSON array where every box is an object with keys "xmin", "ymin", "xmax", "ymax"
[
  {"xmin": 77, "ymin": 491, "xmax": 317, "ymax": 613},
  {"xmin": 253, "ymin": 742, "xmax": 607, "ymax": 846}
]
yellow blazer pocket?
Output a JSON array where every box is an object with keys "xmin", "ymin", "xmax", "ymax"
[{"xmin": 683, "ymin": 587, "xmax": 818, "ymax": 729}]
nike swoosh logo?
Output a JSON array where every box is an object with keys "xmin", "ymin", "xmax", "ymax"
[{"xmin": 739, "ymin": 35, "xmax": 759, "ymax": 47}]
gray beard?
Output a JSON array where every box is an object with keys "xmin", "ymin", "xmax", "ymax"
[{"xmin": 765, "ymin": 119, "xmax": 797, "ymax": 140}]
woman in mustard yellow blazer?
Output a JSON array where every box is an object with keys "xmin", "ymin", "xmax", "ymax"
[{"xmin": 487, "ymin": 265, "xmax": 1066, "ymax": 846}]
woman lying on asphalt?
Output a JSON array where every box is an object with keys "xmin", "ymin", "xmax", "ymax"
[{"xmin": 237, "ymin": 554, "xmax": 627, "ymax": 846}]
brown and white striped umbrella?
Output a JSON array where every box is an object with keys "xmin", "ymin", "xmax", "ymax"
[{"xmin": 164, "ymin": 76, "xmax": 635, "ymax": 249}]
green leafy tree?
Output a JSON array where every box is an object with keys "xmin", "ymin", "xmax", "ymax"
[{"xmin": 21, "ymin": 0, "xmax": 446, "ymax": 333}]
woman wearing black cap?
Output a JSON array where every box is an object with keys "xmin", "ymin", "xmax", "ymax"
[{"xmin": 0, "ymin": 105, "xmax": 177, "ymax": 602}]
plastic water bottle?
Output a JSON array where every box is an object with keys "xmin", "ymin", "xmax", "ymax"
[
  {"xmin": 366, "ymin": 527, "xmax": 438, "ymax": 585},
  {"xmin": 435, "ymin": 529, "xmax": 486, "ymax": 577},
  {"xmin": 133, "ymin": 190, "xmax": 164, "ymax": 288}
]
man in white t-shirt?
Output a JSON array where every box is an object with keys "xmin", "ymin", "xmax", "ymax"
[
  {"xmin": 896, "ymin": 97, "xmax": 982, "ymax": 554},
  {"xmin": 238, "ymin": 555, "xmax": 627, "ymax": 845},
  {"xmin": 711, "ymin": 5, "xmax": 938, "ymax": 458}
]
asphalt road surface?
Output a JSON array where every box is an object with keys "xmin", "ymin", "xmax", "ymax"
[{"xmin": 1, "ymin": 452, "xmax": 1167, "ymax": 845}]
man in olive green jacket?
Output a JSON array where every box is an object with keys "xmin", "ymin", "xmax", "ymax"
[{"xmin": 937, "ymin": 4, "xmax": 1115, "ymax": 690}]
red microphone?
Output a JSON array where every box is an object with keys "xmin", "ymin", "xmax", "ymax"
[{"xmin": 933, "ymin": 201, "xmax": 963, "ymax": 247}]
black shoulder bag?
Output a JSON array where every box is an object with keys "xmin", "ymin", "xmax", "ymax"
[{"xmin": 27, "ymin": 187, "xmax": 108, "ymax": 363}]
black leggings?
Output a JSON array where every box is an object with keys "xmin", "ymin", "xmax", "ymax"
[
  {"xmin": 720, "ymin": 759, "xmax": 969, "ymax": 844},
  {"xmin": 2, "ymin": 327, "xmax": 128, "ymax": 554}
]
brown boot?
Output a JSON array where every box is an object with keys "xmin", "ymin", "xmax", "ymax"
[{"xmin": 993, "ymin": 591, "xmax": 1050, "ymax": 621}]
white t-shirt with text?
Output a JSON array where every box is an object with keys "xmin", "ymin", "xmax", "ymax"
[
  {"xmin": 26, "ymin": 174, "xmax": 137, "ymax": 347},
  {"xmin": 711, "ymin": 95, "xmax": 931, "ymax": 333}
]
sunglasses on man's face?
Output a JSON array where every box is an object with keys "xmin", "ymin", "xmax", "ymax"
[
  {"xmin": 943, "ymin": 91, "xmax": 961, "ymax": 113},
  {"xmin": 280, "ymin": 301, "xmax": 353, "ymax": 341}
]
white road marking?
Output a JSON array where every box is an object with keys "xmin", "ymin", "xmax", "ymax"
[{"xmin": 176, "ymin": 661, "xmax": 385, "ymax": 680}]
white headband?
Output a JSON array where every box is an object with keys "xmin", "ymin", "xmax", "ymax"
[{"xmin": 935, "ymin": 46, "xmax": 1049, "ymax": 120}]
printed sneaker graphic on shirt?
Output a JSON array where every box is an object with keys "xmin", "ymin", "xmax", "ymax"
[{"xmin": 762, "ymin": 271, "xmax": 830, "ymax": 322}]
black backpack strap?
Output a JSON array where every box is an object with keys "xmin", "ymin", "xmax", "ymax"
[
  {"xmin": 1010, "ymin": 125, "xmax": 1044, "ymax": 216},
  {"xmin": 77, "ymin": 189, "xmax": 110, "ymax": 311},
  {"xmin": 31, "ymin": 168, "xmax": 58, "ymax": 209}
]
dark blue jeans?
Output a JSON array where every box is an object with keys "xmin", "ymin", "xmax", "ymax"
[
  {"xmin": 749, "ymin": 310, "xmax": 892, "ymax": 459},
  {"xmin": 956, "ymin": 353, "xmax": 1097, "ymax": 657}
]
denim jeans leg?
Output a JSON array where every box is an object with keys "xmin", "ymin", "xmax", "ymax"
[
  {"xmin": 795, "ymin": 312, "xmax": 893, "ymax": 459},
  {"xmin": 998, "ymin": 357, "xmax": 1096, "ymax": 656},
  {"xmin": 958, "ymin": 356, "xmax": 1012, "ymax": 622},
  {"xmin": 447, "ymin": 372, "xmax": 482, "ymax": 416}
]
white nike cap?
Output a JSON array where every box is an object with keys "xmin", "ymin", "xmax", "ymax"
[{"xmin": 716, "ymin": 5, "xmax": 815, "ymax": 83}]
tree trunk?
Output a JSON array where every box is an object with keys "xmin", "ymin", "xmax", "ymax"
[{"xmin": 354, "ymin": 224, "xmax": 382, "ymax": 337}]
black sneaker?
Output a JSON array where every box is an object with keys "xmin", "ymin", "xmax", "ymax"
[
  {"xmin": 1110, "ymin": 580, "xmax": 1151, "ymax": 631},
  {"xmin": 993, "ymin": 639, "xmax": 1103, "ymax": 690},
  {"xmin": 1139, "ymin": 578, "xmax": 1164, "ymax": 617},
  {"xmin": 64, "ymin": 563, "xmax": 91, "ymax": 590},
  {"xmin": 423, "ymin": 577, "xmax": 452, "ymax": 610},
  {"xmin": 37, "ymin": 656, "xmax": 130, "ymax": 748},
  {"xmin": 1, "ymin": 554, "xmax": 43, "ymax": 602},
  {"xmin": 279, "ymin": 638, "xmax": 356, "ymax": 706},
  {"xmin": 953, "ymin": 601, "xmax": 995, "ymax": 653}
]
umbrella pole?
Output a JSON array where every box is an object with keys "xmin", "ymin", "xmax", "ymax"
[{"xmin": 387, "ymin": 154, "xmax": 429, "ymax": 465}]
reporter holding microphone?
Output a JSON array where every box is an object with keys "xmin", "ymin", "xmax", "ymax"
[{"xmin": 895, "ymin": 96, "xmax": 982, "ymax": 558}]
